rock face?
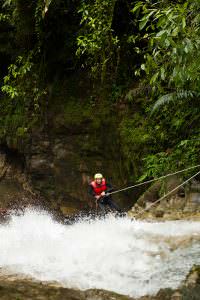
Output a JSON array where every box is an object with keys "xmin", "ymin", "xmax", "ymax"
[
  {"xmin": 129, "ymin": 176, "xmax": 200, "ymax": 220},
  {"xmin": 182, "ymin": 265, "xmax": 200, "ymax": 287},
  {"xmin": 0, "ymin": 105, "xmax": 132, "ymax": 215},
  {"xmin": 0, "ymin": 150, "xmax": 47, "ymax": 214},
  {"xmin": 0, "ymin": 272, "xmax": 134, "ymax": 300},
  {"xmin": 140, "ymin": 264, "xmax": 200, "ymax": 299},
  {"xmin": 25, "ymin": 117, "xmax": 131, "ymax": 212},
  {"xmin": 0, "ymin": 281, "xmax": 133, "ymax": 300}
]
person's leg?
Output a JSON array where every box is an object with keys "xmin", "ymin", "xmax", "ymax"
[
  {"xmin": 98, "ymin": 199, "xmax": 107, "ymax": 213},
  {"xmin": 104, "ymin": 196, "xmax": 121, "ymax": 212}
]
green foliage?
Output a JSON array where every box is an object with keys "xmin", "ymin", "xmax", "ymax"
[
  {"xmin": 0, "ymin": 53, "xmax": 47, "ymax": 139},
  {"xmin": 125, "ymin": 0, "xmax": 200, "ymax": 180},
  {"xmin": 152, "ymin": 90, "xmax": 199, "ymax": 113},
  {"xmin": 2, "ymin": 55, "xmax": 33, "ymax": 98},
  {"xmin": 132, "ymin": 0, "xmax": 200, "ymax": 94},
  {"xmin": 0, "ymin": 0, "xmax": 57, "ymax": 141},
  {"xmin": 119, "ymin": 115, "xmax": 152, "ymax": 178},
  {"xmin": 77, "ymin": 0, "xmax": 119, "ymax": 82},
  {"xmin": 63, "ymin": 99, "xmax": 97, "ymax": 127},
  {"xmin": 0, "ymin": 13, "xmax": 9, "ymax": 21},
  {"xmin": 140, "ymin": 138, "xmax": 200, "ymax": 180},
  {"xmin": 0, "ymin": 0, "xmax": 200, "ymax": 187},
  {"xmin": 35, "ymin": 0, "xmax": 54, "ymax": 48},
  {"xmin": 2, "ymin": 0, "xmax": 12, "ymax": 7}
]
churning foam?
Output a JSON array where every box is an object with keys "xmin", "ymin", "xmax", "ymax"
[{"xmin": 0, "ymin": 209, "xmax": 200, "ymax": 298}]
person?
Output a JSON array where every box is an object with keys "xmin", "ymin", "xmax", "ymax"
[{"xmin": 89, "ymin": 173, "xmax": 122, "ymax": 213}]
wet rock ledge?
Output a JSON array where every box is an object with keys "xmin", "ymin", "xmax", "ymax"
[
  {"xmin": 0, "ymin": 265, "xmax": 200, "ymax": 300},
  {"xmin": 0, "ymin": 276, "xmax": 132, "ymax": 300},
  {"xmin": 129, "ymin": 175, "xmax": 200, "ymax": 221}
]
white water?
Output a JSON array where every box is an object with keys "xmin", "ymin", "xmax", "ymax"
[{"xmin": 0, "ymin": 209, "xmax": 200, "ymax": 298}]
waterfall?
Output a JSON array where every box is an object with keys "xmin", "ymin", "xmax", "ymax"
[{"xmin": 0, "ymin": 209, "xmax": 200, "ymax": 298}]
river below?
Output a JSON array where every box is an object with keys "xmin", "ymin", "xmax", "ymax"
[{"xmin": 0, "ymin": 209, "xmax": 200, "ymax": 298}]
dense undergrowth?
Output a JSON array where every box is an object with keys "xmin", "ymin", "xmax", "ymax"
[{"xmin": 0, "ymin": 0, "xmax": 200, "ymax": 181}]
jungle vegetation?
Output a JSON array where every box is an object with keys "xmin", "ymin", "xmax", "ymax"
[{"xmin": 0, "ymin": 0, "xmax": 200, "ymax": 181}]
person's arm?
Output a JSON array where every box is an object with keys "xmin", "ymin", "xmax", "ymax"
[{"xmin": 100, "ymin": 182, "xmax": 114, "ymax": 197}]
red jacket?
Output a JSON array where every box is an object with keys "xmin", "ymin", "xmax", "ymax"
[{"xmin": 90, "ymin": 178, "xmax": 107, "ymax": 196}]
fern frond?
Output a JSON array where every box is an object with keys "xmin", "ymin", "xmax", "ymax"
[{"xmin": 152, "ymin": 90, "xmax": 200, "ymax": 113}]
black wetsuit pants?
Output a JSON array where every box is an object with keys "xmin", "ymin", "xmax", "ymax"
[{"xmin": 98, "ymin": 196, "xmax": 121, "ymax": 213}]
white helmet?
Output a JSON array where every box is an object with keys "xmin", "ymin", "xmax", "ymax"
[{"xmin": 94, "ymin": 173, "xmax": 103, "ymax": 179}]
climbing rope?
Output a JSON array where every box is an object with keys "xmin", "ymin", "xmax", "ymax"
[
  {"xmin": 108, "ymin": 164, "xmax": 200, "ymax": 196},
  {"xmin": 133, "ymin": 169, "xmax": 200, "ymax": 218}
]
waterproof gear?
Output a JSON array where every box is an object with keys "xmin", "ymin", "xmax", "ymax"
[{"xmin": 90, "ymin": 178, "xmax": 107, "ymax": 196}]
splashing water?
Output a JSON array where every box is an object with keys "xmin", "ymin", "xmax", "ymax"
[{"xmin": 0, "ymin": 209, "xmax": 200, "ymax": 298}]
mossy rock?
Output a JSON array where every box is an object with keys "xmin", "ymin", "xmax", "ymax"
[
  {"xmin": 154, "ymin": 209, "xmax": 165, "ymax": 218},
  {"xmin": 183, "ymin": 265, "xmax": 200, "ymax": 287},
  {"xmin": 137, "ymin": 181, "xmax": 162, "ymax": 207}
]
